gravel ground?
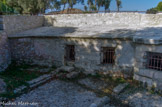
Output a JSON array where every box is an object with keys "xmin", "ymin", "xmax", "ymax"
[
  {"xmin": 119, "ymin": 90, "xmax": 162, "ymax": 107},
  {"xmin": 13, "ymin": 80, "xmax": 110, "ymax": 107},
  {"xmin": 126, "ymin": 92, "xmax": 162, "ymax": 107}
]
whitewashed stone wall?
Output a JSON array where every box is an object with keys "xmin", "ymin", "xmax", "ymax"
[
  {"xmin": 134, "ymin": 44, "xmax": 162, "ymax": 89},
  {"xmin": 3, "ymin": 15, "xmax": 44, "ymax": 35},
  {"xmin": 44, "ymin": 13, "xmax": 162, "ymax": 27},
  {"xmin": 0, "ymin": 32, "xmax": 11, "ymax": 72},
  {"xmin": 9, "ymin": 37, "xmax": 135, "ymax": 77}
]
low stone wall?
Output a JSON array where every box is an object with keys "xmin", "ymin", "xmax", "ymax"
[
  {"xmin": 9, "ymin": 37, "xmax": 135, "ymax": 77},
  {"xmin": 44, "ymin": 13, "xmax": 162, "ymax": 27},
  {"xmin": 0, "ymin": 32, "xmax": 11, "ymax": 72},
  {"xmin": 3, "ymin": 15, "xmax": 44, "ymax": 35}
]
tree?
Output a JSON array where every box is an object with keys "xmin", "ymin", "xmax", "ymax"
[
  {"xmin": 6, "ymin": 0, "xmax": 60, "ymax": 15},
  {"xmin": 90, "ymin": 4, "xmax": 97, "ymax": 11},
  {"xmin": 116, "ymin": 0, "xmax": 122, "ymax": 12},
  {"xmin": 67, "ymin": 0, "xmax": 76, "ymax": 9},
  {"xmin": 146, "ymin": 7, "xmax": 158, "ymax": 14},
  {"xmin": 157, "ymin": 1, "xmax": 162, "ymax": 11},
  {"xmin": 61, "ymin": 0, "xmax": 67, "ymax": 10},
  {"xmin": 53, "ymin": 1, "xmax": 61, "ymax": 11},
  {"xmin": 84, "ymin": 5, "xmax": 87, "ymax": 11},
  {"xmin": 103, "ymin": 0, "xmax": 111, "ymax": 12},
  {"xmin": 0, "ymin": 0, "xmax": 15, "ymax": 14},
  {"xmin": 87, "ymin": 0, "xmax": 94, "ymax": 11},
  {"xmin": 96, "ymin": 0, "xmax": 104, "ymax": 11}
]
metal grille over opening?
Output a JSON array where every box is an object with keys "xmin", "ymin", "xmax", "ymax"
[
  {"xmin": 102, "ymin": 47, "xmax": 115, "ymax": 64},
  {"xmin": 146, "ymin": 52, "xmax": 162, "ymax": 71},
  {"xmin": 65, "ymin": 45, "xmax": 75, "ymax": 61}
]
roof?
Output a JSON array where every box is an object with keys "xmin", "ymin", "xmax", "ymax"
[
  {"xmin": 8, "ymin": 26, "xmax": 136, "ymax": 39},
  {"xmin": 8, "ymin": 26, "xmax": 162, "ymax": 45}
]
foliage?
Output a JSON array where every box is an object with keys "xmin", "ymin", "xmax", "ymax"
[
  {"xmin": 104, "ymin": 0, "xmax": 111, "ymax": 12},
  {"xmin": 90, "ymin": 4, "xmax": 97, "ymax": 11},
  {"xmin": 157, "ymin": 1, "xmax": 162, "ymax": 11},
  {"xmin": 84, "ymin": 5, "xmax": 87, "ymax": 11},
  {"xmin": 116, "ymin": 0, "xmax": 122, "ymax": 11},
  {"xmin": 146, "ymin": 7, "xmax": 158, "ymax": 14},
  {"xmin": 5, "ymin": 0, "xmax": 60, "ymax": 14},
  {"xmin": 0, "ymin": 0, "xmax": 15, "ymax": 14},
  {"xmin": 0, "ymin": 0, "xmax": 120, "ymax": 14},
  {"xmin": 87, "ymin": 0, "xmax": 94, "ymax": 11},
  {"xmin": 87, "ymin": 0, "xmax": 111, "ymax": 12},
  {"xmin": 61, "ymin": 0, "xmax": 67, "ymax": 10}
]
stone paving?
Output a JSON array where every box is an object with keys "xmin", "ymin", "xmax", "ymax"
[{"xmin": 13, "ymin": 80, "xmax": 111, "ymax": 107}]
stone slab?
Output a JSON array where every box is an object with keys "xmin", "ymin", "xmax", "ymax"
[
  {"xmin": 136, "ymin": 69, "xmax": 155, "ymax": 79},
  {"xmin": 58, "ymin": 66, "xmax": 74, "ymax": 72},
  {"xmin": 134, "ymin": 74, "xmax": 153, "ymax": 87},
  {"xmin": 153, "ymin": 71, "xmax": 162, "ymax": 82},
  {"xmin": 113, "ymin": 83, "xmax": 129, "ymax": 94},
  {"xmin": 66, "ymin": 72, "xmax": 79, "ymax": 79},
  {"xmin": 90, "ymin": 96, "xmax": 110, "ymax": 107}
]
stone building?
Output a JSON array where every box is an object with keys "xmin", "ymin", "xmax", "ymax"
[{"xmin": 0, "ymin": 13, "xmax": 162, "ymax": 89}]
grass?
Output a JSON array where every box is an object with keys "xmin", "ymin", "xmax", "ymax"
[{"xmin": 0, "ymin": 62, "xmax": 57, "ymax": 99}]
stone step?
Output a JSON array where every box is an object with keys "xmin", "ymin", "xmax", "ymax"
[{"xmin": 113, "ymin": 83, "xmax": 129, "ymax": 94}]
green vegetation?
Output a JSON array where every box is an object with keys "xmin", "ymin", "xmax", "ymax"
[
  {"xmin": 146, "ymin": 1, "xmax": 162, "ymax": 14},
  {"xmin": 87, "ymin": 0, "xmax": 112, "ymax": 12},
  {"xmin": 0, "ymin": 0, "xmax": 15, "ymax": 14},
  {"xmin": 0, "ymin": 62, "xmax": 56, "ymax": 99},
  {"xmin": 0, "ymin": 0, "xmax": 123, "ymax": 15},
  {"xmin": 116, "ymin": 0, "xmax": 122, "ymax": 12},
  {"xmin": 146, "ymin": 7, "xmax": 158, "ymax": 14},
  {"xmin": 157, "ymin": 1, "xmax": 162, "ymax": 12}
]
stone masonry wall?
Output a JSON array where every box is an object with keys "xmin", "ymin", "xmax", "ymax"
[
  {"xmin": 44, "ymin": 13, "xmax": 162, "ymax": 27},
  {"xmin": 0, "ymin": 32, "xmax": 11, "ymax": 72},
  {"xmin": 134, "ymin": 44, "xmax": 162, "ymax": 90},
  {"xmin": 9, "ymin": 37, "xmax": 135, "ymax": 77},
  {"xmin": 3, "ymin": 15, "xmax": 44, "ymax": 35}
]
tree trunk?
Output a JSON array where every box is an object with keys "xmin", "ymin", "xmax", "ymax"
[
  {"xmin": 117, "ymin": 7, "xmax": 119, "ymax": 12},
  {"xmin": 63, "ymin": 4, "xmax": 65, "ymax": 10},
  {"xmin": 89, "ymin": 3, "xmax": 91, "ymax": 11},
  {"xmin": 95, "ymin": 0, "xmax": 97, "ymax": 7},
  {"xmin": 98, "ymin": 6, "xmax": 100, "ymax": 12}
]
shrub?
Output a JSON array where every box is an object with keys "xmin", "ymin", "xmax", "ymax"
[{"xmin": 146, "ymin": 7, "xmax": 158, "ymax": 14}]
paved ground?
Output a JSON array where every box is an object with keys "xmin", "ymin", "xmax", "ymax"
[
  {"xmin": 120, "ymin": 91, "xmax": 162, "ymax": 107},
  {"xmin": 13, "ymin": 80, "xmax": 110, "ymax": 107},
  {"xmin": 11, "ymin": 78, "xmax": 162, "ymax": 107}
]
